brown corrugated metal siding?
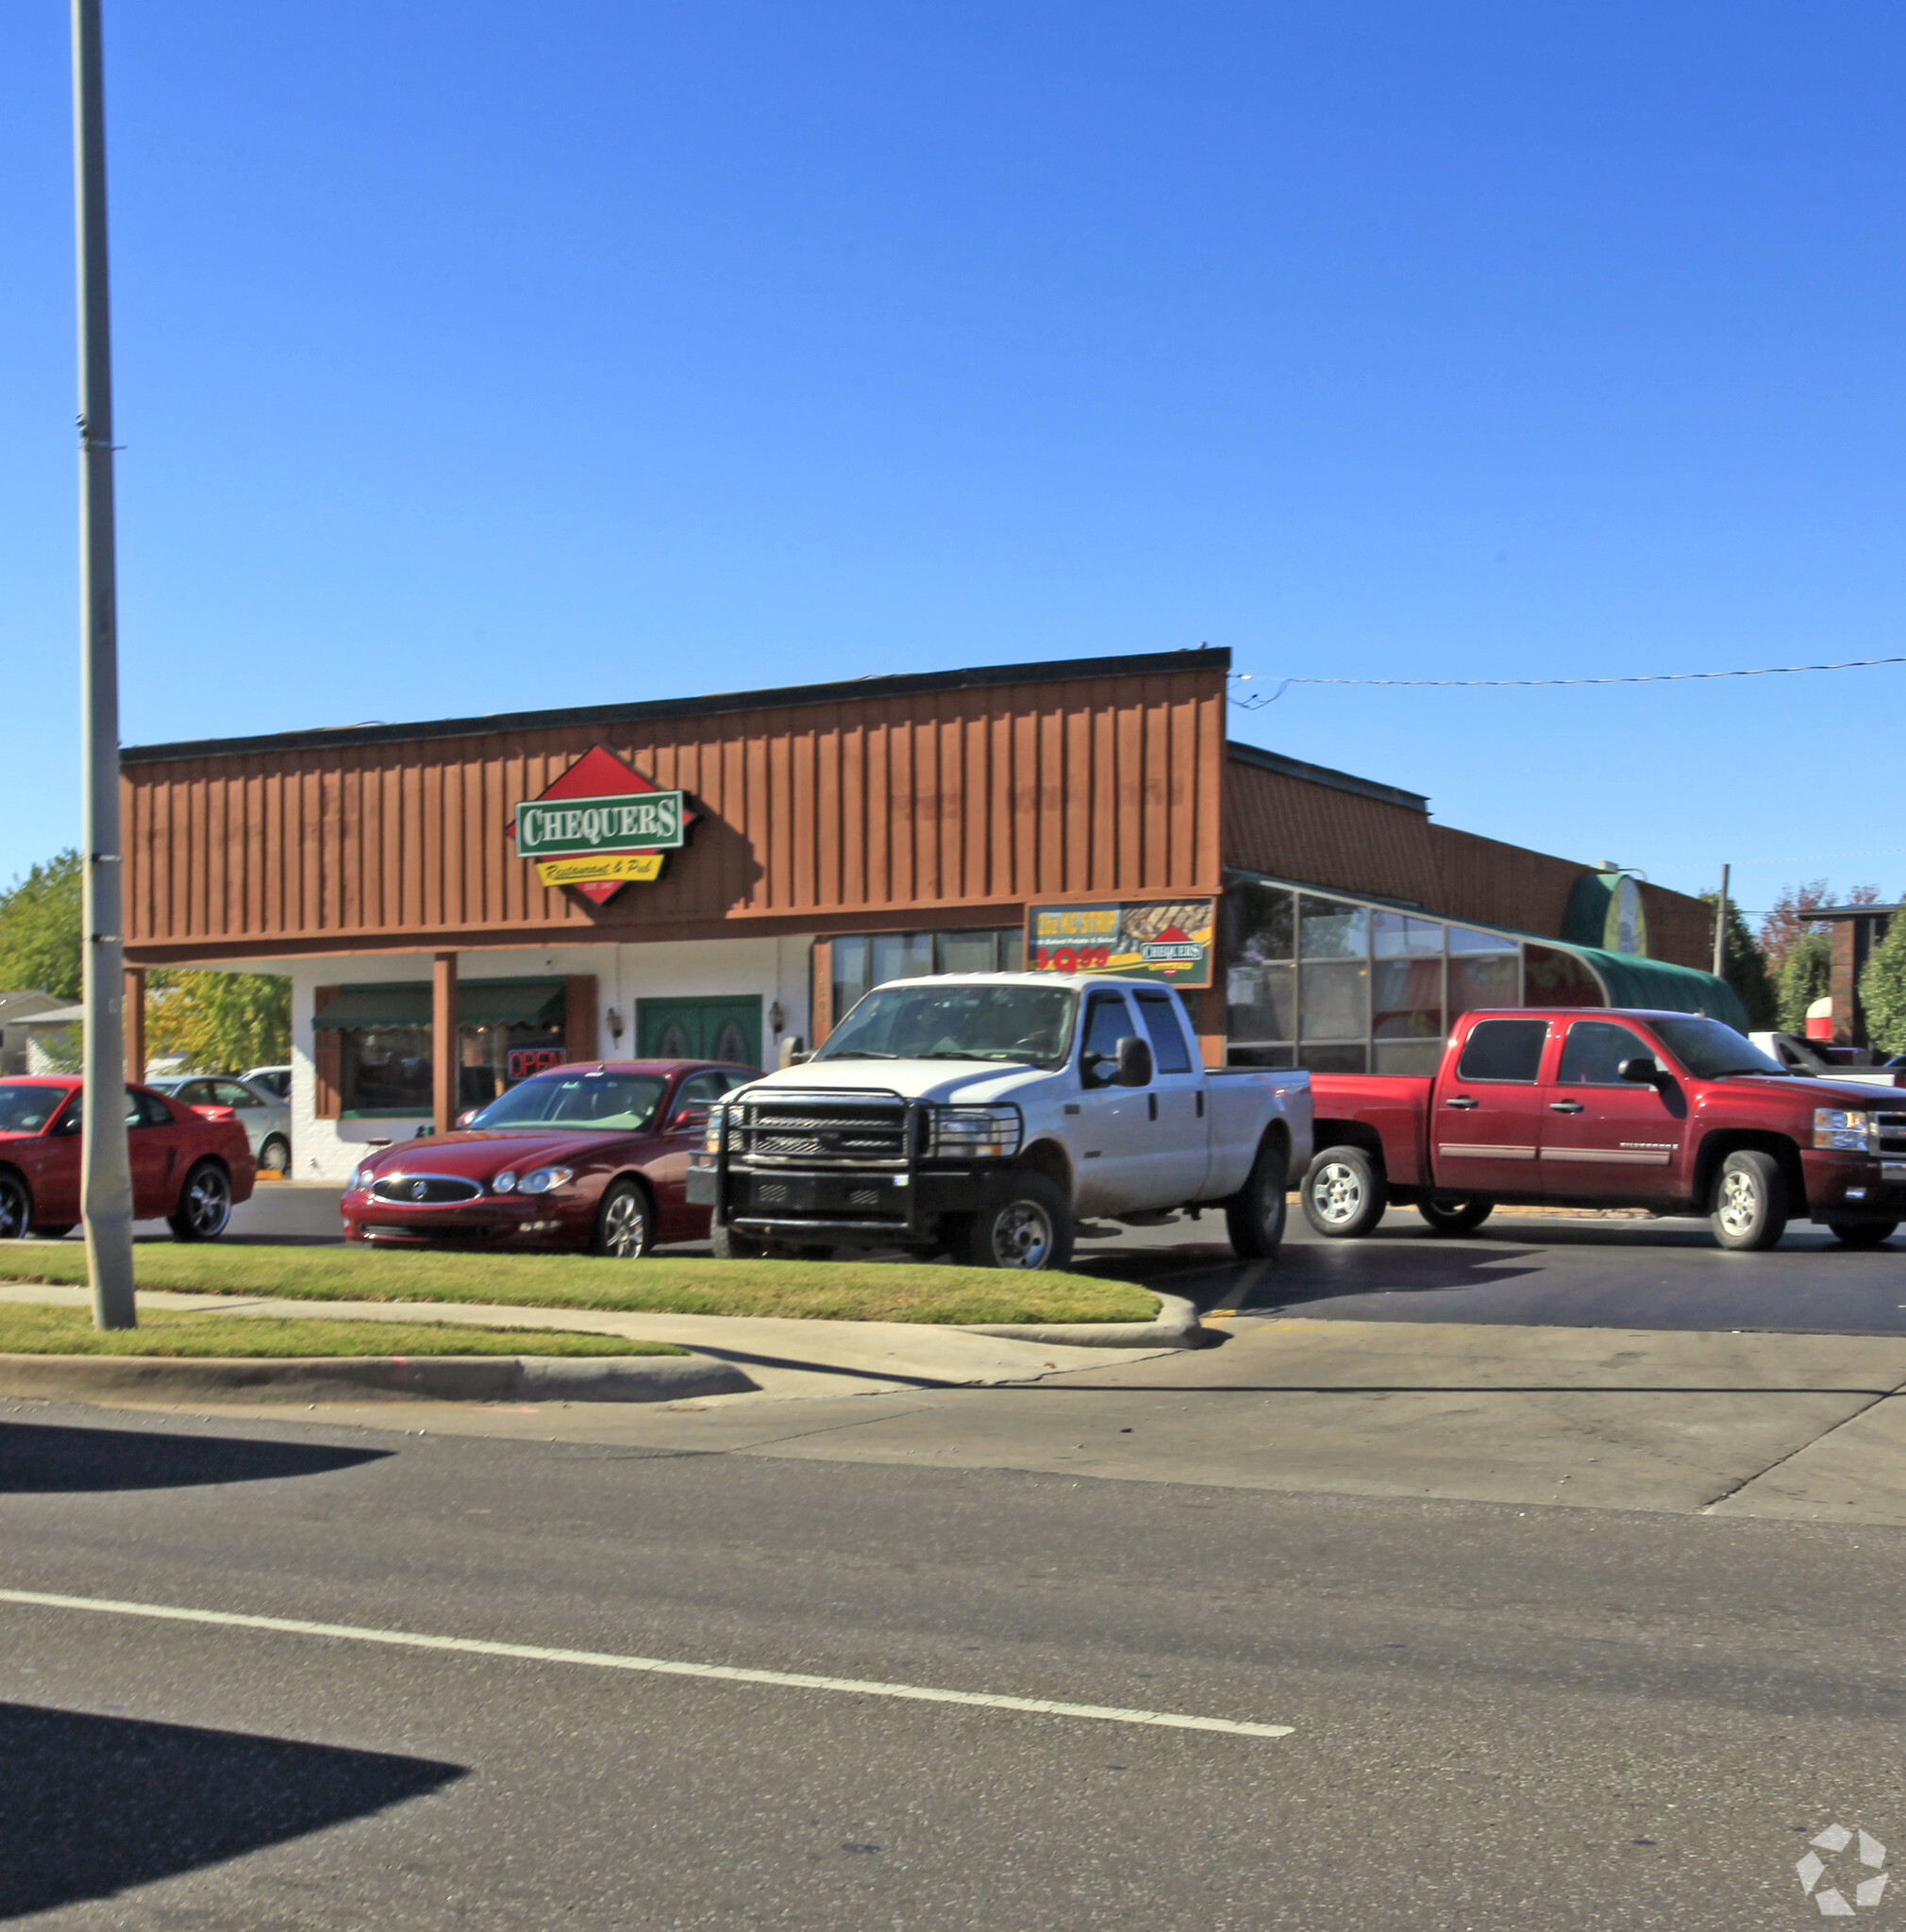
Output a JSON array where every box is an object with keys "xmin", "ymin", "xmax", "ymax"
[
  {"xmin": 1223, "ymin": 753, "xmax": 1713, "ymax": 970},
  {"xmin": 123, "ymin": 658, "xmax": 1229, "ymax": 964}
]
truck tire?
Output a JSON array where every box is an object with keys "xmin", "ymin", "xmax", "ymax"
[
  {"xmin": 1299, "ymin": 1146, "xmax": 1388, "ymax": 1240},
  {"xmin": 1416, "ymin": 1196, "xmax": 1493, "ymax": 1236},
  {"xmin": 1831, "ymin": 1220, "xmax": 1897, "ymax": 1248},
  {"xmin": 952, "ymin": 1172, "xmax": 1075, "ymax": 1271},
  {"xmin": 711, "ymin": 1216, "xmax": 768, "ymax": 1259},
  {"xmin": 1224, "ymin": 1138, "xmax": 1289, "ymax": 1259},
  {"xmin": 1710, "ymin": 1148, "xmax": 1788, "ymax": 1252}
]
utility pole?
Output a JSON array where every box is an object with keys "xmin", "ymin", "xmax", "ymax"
[
  {"xmin": 1712, "ymin": 863, "xmax": 1730, "ymax": 983},
  {"xmin": 73, "ymin": 0, "xmax": 136, "ymax": 1328}
]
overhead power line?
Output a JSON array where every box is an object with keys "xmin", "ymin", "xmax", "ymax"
[{"xmin": 1229, "ymin": 653, "xmax": 1906, "ymax": 708}]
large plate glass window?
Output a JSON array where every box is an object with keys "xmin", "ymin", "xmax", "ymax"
[
  {"xmin": 829, "ymin": 928, "xmax": 1038, "ymax": 1032},
  {"xmin": 1447, "ymin": 928, "xmax": 1520, "ymax": 1022},
  {"xmin": 1224, "ymin": 882, "xmax": 1296, "ymax": 1066},
  {"xmin": 1372, "ymin": 912, "xmax": 1446, "ymax": 1075}
]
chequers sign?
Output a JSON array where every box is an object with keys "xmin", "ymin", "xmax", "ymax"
[{"xmin": 510, "ymin": 745, "xmax": 696, "ymax": 906}]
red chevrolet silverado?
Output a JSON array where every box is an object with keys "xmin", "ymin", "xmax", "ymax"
[{"xmin": 1301, "ymin": 1008, "xmax": 1906, "ymax": 1251}]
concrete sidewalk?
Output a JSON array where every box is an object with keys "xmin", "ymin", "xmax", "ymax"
[{"xmin": 0, "ymin": 1281, "xmax": 1170, "ymax": 1399}]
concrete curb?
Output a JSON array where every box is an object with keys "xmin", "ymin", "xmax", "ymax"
[
  {"xmin": 0, "ymin": 1351, "xmax": 757, "ymax": 1407},
  {"xmin": 961, "ymin": 1291, "xmax": 1202, "ymax": 1349}
]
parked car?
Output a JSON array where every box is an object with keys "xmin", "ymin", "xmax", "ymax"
[
  {"xmin": 148, "ymin": 1074, "xmax": 292, "ymax": 1174},
  {"xmin": 0, "ymin": 1074, "xmax": 256, "ymax": 1240},
  {"xmin": 242, "ymin": 1064, "xmax": 292, "ymax": 1101},
  {"xmin": 687, "ymin": 972, "xmax": 1313, "ymax": 1268},
  {"xmin": 1301, "ymin": 1007, "xmax": 1906, "ymax": 1251},
  {"xmin": 339, "ymin": 1060, "xmax": 758, "ymax": 1256}
]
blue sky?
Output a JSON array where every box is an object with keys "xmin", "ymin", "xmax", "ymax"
[{"xmin": 3, "ymin": 1, "xmax": 1903, "ymax": 925}]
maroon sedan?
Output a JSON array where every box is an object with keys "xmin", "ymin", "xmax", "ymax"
[
  {"xmin": 0, "ymin": 1074, "xmax": 257, "ymax": 1241},
  {"xmin": 340, "ymin": 1060, "xmax": 756, "ymax": 1257}
]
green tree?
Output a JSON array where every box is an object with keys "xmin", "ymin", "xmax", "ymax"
[
  {"xmin": 1859, "ymin": 917, "xmax": 1906, "ymax": 1057},
  {"xmin": 1698, "ymin": 890, "xmax": 1775, "ymax": 1028},
  {"xmin": 0, "ymin": 849, "xmax": 83, "ymax": 999},
  {"xmin": 146, "ymin": 971, "xmax": 291, "ymax": 1074},
  {"xmin": 1776, "ymin": 930, "xmax": 1832, "ymax": 1035}
]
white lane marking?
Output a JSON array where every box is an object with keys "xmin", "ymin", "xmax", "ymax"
[{"xmin": 0, "ymin": 1587, "xmax": 1293, "ymax": 1739}]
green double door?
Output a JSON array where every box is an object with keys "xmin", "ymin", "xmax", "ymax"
[{"xmin": 636, "ymin": 995, "xmax": 762, "ymax": 1069}]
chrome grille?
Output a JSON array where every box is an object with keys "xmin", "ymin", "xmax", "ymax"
[
  {"xmin": 731, "ymin": 1093, "xmax": 910, "ymax": 1168},
  {"xmin": 370, "ymin": 1173, "xmax": 484, "ymax": 1206},
  {"xmin": 1878, "ymin": 1112, "xmax": 1906, "ymax": 1158}
]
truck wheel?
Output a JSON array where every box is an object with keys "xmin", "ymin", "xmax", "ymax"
[
  {"xmin": 1224, "ymin": 1139, "xmax": 1289, "ymax": 1259},
  {"xmin": 1417, "ymin": 1197, "xmax": 1493, "ymax": 1236},
  {"xmin": 169, "ymin": 1160, "xmax": 233, "ymax": 1241},
  {"xmin": 711, "ymin": 1217, "xmax": 768, "ymax": 1259},
  {"xmin": 1710, "ymin": 1149, "xmax": 1788, "ymax": 1251},
  {"xmin": 1831, "ymin": 1220, "xmax": 1898, "ymax": 1248},
  {"xmin": 1299, "ymin": 1146, "xmax": 1388, "ymax": 1240},
  {"xmin": 954, "ymin": 1173, "xmax": 1075, "ymax": 1271}
]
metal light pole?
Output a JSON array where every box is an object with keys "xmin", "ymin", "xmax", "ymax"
[
  {"xmin": 1712, "ymin": 863, "xmax": 1730, "ymax": 982},
  {"xmin": 73, "ymin": 0, "xmax": 136, "ymax": 1328}
]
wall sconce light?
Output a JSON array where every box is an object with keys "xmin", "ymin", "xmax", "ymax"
[
  {"xmin": 768, "ymin": 1001, "xmax": 786, "ymax": 1035},
  {"xmin": 605, "ymin": 1007, "xmax": 626, "ymax": 1041}
]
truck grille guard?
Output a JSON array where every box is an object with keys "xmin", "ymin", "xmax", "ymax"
[{"xmin": 712, "ymin": 1087, "xmax": 934, "ymax": 1240}]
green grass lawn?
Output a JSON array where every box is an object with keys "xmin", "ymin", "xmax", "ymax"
[
  {"xmin": 0, "ymin": 1302, "xmax": 687, "ymax": 1359},
  {"xmin": 0, "ymin": 1243, "xmax": 1159, "ymax": 1326}
]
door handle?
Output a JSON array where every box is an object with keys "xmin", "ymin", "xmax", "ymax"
[
  {"xmin": 1548, "ymin": 1100, "xmax": 1584, "ymax": 1114},
  {"xmin": 1445, "ymin": 1096, "xmax": 1480, "ymax": 1110},
  {"xmin": 1147, "ymin": 1093, "xmax": 1158, "ymax": 1122}
]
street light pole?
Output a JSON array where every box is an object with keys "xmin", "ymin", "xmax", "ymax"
[
  {"xmin": 73, "ymin": 0, "xmax": 136, "ymax": 1328},
  {"xmin": 1712, "ymin": 863, "xmax": 1730, "ymax": 983}
]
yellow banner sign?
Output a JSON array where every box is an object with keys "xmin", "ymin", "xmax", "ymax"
[{"xmin": 535, "ymin": 853, "xmax": 665, "ymax": 888}]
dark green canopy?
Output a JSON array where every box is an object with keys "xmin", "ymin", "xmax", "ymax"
[{"xmin": 313, "ymin": 978, "xmax": 564, "ymax": 1030}]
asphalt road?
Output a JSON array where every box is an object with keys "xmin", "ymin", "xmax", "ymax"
[
  {"xmin": 167, "ymin": 1184, "xmax": 1906, "ymax": 1339},
  {"xmin": 1, "ymin": 1396, "xmax": 1900, "ymax": 1930}
]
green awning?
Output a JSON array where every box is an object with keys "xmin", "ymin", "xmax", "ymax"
[
  {"xmin": 1555, "ymin": 945, "xmax": 1751, "ymax": 1033},
  {"xmin": 312, "ymin": 979, "xmax": 565, "ymax": 1030},
  {"xmin": 455, "ymin": 979, "xmax": 566, "ymax": 1027},
  {"xmin": 311, "ymin": 984, "xmax": 430, "ymax": 1029}
]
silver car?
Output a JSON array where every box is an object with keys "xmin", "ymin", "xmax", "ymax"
[{"xmin": 150, "ymin": 1074, "xmax": 292, "ymax": 1174}]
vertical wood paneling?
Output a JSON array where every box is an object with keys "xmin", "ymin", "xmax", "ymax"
[{"xmin": 123, "ymin": 665, "xmax": 1234, "ymax": 950}]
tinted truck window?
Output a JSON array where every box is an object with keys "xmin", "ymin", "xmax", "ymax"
[
  {"xmin": 1455, "ymin": 1019, "xmax": 1548, "ymax": 1083},
  {"xmin": 1556, "ymin": 1021, "xmax": 1649, "ymax": 1086}
]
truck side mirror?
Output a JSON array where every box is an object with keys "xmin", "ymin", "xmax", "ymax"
[
  {"xmin": 1617, "ymin": 1056, "xmax": 1663, "ymax": 1086},
  {"xmin": 1114, "ymin": 1035, "xmax": 1153, "ymax": 1087}
]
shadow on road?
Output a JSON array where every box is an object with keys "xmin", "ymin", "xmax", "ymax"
[
  {"xmin": 0, "ymin": 1422, "xmax": 391, "ymax": 1495},
  {"xmin": 0, "ymin": 1702, "xmax": 461, "ymax": 1920}
]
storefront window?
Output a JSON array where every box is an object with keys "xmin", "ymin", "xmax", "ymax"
[
  {"xmin": 341, "ymin": 1025, "xmax": 434, "ymax": 1115},
  {"xmin": 1446, "ymin": 929, "xmax": 1520, "ymax": 1022},
  {"xmin": 829, "ymin": 928, "xmax": 1026, "ymax": 1027},
  {"xmin": 460, "ymin": 1021, "xmax": 567, "ymax": 1112},
  {"xmin": 1524, "ymin": 944, "xmax": 1607, "ymax": 1008},
  {"xmin": 324, "ymin": 979, "xmax": 568, "ymax": 1116},
  {"xmin": 1299, "ymin": 895, "xmax": 1369, "ymax": 960}
]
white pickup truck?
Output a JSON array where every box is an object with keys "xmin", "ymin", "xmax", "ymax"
[{"xmin": 685, "ymin": 972, "xmax": 1313, "ymax": 1269}]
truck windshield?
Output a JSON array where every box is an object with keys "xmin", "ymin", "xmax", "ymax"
[
  {"xmin": 818, "ymin": 984, "xmax": 1077, "ymax": 1067},
  {"xmin": 1649, "ymin": 1017, "xmax": 1786, "ymax": 1079}
]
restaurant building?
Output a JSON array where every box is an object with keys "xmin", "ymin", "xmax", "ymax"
[{"xmin": 117, "ymin": 647, "xmax": 1732, "ymax": 1178}]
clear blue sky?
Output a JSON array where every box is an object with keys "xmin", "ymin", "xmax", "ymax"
[{"xmin": 4, "ymin": 2, "xmax": 1903, "ymax": 926}]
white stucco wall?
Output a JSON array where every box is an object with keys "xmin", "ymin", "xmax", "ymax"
[{"xmin": 285, "ymin": 938, "xmax": 813, "ymax": 1179}]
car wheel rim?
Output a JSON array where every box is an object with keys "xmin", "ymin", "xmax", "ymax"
[
  {"xmin": 187, "ymin": 1172, "xmax": 230, "ymax": 1236},
  {"xmin": 603, "ymin": 1191, "xmax": 646, "ymax": 1257},
  {"xmin": 1312, "ymin": 1162, "xmax": 1363, "ymax": 1224},
  {"xmin": 1718, "ymin": 1170, "xmax": 1758, "ymax": 1237},
  {"xmin": 262, "ymin": 1140, "xmax": 288, "ymax": 1173},
  {"xmin": 993, "ymin": 1201, "xmax": 1052, "ymax": 1268},
  {"xmin": 0, "ymin": 1183, "xmax": 25, "ymax": 1239}
]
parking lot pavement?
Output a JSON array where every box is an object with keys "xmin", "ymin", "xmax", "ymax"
[{"xmin": 1065, "ymin": 1208, "xmax": 1906, "ymax": 1338}]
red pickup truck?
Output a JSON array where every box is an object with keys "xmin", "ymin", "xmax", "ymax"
[{"xmin": 1301, "ymin": 1008, "xmax": 1906, "ymax": 1251}]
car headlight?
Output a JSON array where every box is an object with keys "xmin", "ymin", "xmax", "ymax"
[
  {"xmin": 492, "ymin": 1171, "xmax": 517, "ymax": 1194},
  {"xmin": 350, "ymin": 1163, "xmax": 377, "ymax": 1191},
  {"xmin": 1814, "ymin": 1108, "xmax": 1877, "ymax": 1153},
  {"xmin": 929, "ymin": 1105, "xmax": 1023, "ymax": 1160},
  {"xmin": 518, "ymin": 1165, "xmax": 574, "ymax": 1195}
]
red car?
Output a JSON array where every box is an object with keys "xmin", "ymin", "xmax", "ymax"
[
  {"xmin": 0, "ymin": 1075, "xmax": 258, "ymax": 1241},
  {"xmin": 340, "ymin": 1059, "xmax": 757, "ymax": 1257}
]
